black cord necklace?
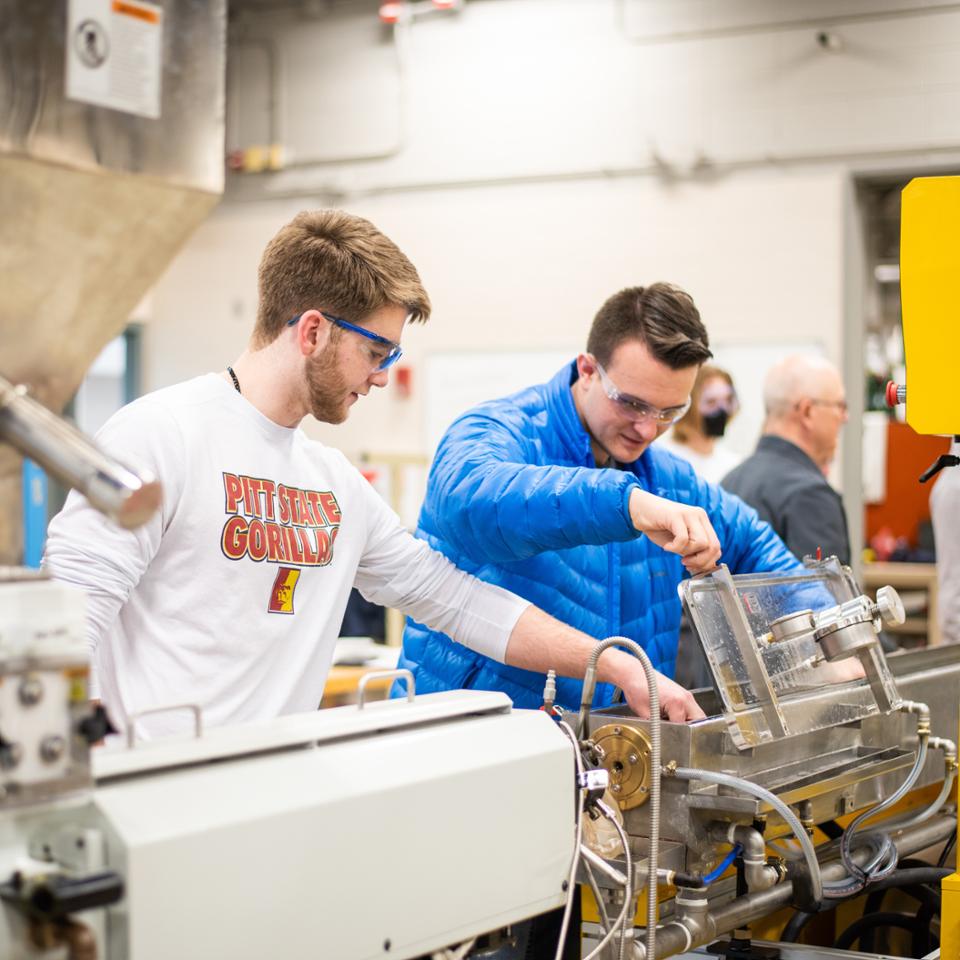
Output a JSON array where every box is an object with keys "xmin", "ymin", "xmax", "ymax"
[{"xmin": 227, "ymin": 366, "xmax": 241, "ymax": 394}]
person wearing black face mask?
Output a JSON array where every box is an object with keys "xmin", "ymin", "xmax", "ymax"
[
  {"xmin": 702, "ymin": 406, "xmax": 730, "ymax": 438},
  {"xmin": 662, "ymin": 364, "xmax": 742, "ymax": 691},
  {"xmin": 660, "ymin": 364, "xmax": 741, "ymax": 483}
]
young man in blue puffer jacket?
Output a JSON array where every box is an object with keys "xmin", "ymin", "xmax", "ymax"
[{"xmin": 396, "ymin": 282, "xmax": 804, "ymax": 715}]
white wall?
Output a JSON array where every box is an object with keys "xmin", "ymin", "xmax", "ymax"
[
  {"xmin": 147, "ymin": 168, "xmax": 846, "ymax": 459},
  {"xmin": 146, "ymin": 0, "xmax": 960, "ymax": 473}
]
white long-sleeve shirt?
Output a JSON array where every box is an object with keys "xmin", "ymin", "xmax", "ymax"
[
  {"xmin": 45, "ymin": 375, "xmax": 528, "ymax": 739},
  {"xmin": 931, "ymin": 442, "xmax": 960, "ymax": 645}
]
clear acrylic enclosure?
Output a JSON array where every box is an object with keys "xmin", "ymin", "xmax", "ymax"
[{"xmin": 681, "ymin": 558, "xmax": 901, "ymax": 749}]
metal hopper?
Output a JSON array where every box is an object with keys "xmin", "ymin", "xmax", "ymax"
[{"xmin": 0, "ymin": 1, "xmax": 226, "ymax": 563}]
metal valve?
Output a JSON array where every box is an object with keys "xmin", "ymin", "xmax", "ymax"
[
  {"xmin": 874, "ymin": 585, "xmax": 905, "ymax": 627},
  {"xmin": 812, "ymin": 587, "xmax": 904, "ymax": 664}
]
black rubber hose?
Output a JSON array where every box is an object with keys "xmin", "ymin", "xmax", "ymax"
[
  {"xmin": 834, "ymin": 911, "xmax": 917, "ymax": 951},
  {"xmin": 900, "ymin": 882, "xmax": 942, "ymax": 915},
  {"xmin": 780, "ymin": 865, "xmax": 949, "ymax": 946},
  {"xmin": 938, "ymin": 832, "xmax": 957, "ymax": 868},
  {"xmin": 860, "ymin": 881, "xmax": 941, "ymax": 954},
  {"xmin": 779, "ymin": 910, "xmax": 815, "ymax": 943},
  {"xmin": 913, "ymin": 901, "xmax": 936, "ymax": 958},
  {"xmin": 853, "ymin": 867, "xmax": 950, "ymax": 901},
  {"xmin": 858, "ymin": 888, "xmax": 888, "ymax": 953}
]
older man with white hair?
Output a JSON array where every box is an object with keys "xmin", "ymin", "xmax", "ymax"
[{"xmin": 721, "ymin": 354, "xmax": 850, "ymax": 564}]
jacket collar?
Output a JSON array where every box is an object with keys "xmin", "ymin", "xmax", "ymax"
[
  {"xmin": 544, "ymin": 361, "xmax": 595, "ymax": 465},
  {"xmin": 756, "ymin": 434, "xmax": 823, "ymax": 475}
]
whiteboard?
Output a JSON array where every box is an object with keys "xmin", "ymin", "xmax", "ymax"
[
  {"xmin": 424, "ymin": 341, "xmax": 827, "ymax": 463},
  {"xmin": 425, "ymin": 350, "xmax": 573, "ymax": 456}
]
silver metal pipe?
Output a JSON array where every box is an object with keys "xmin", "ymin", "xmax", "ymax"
[
  {"xmin": 670, "ymin": 767, "xmax": 822, "ymax": 903},
  {"xmin": 712, "ymin": 814, "xmax": 954, "ymax": 931},
  {"xmin": 0, "ymin": 375, "xmax": 161, "ymax": 530},
  {"xmin": 670, "ymin": 887, "xmax": 715, "ymax": 954},
  {"xmin": 732, "ymin": 825, "xmax": 781, "ymax": 892},
  {"xmin": 580, "ymin": 637, "xmax": 661, "ymax": 960},
  {"xmin": 887, "ymin": 736, "xmax": 957, "ymax": 831},
  {"xmin": 707, "ymin": 822, "xmax": 778, "ymax": 888},
  {"xmin": 628, "ymin": 814, "xmax": 956, "ymax": 959}
]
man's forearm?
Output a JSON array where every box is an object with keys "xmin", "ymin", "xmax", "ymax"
[
  {"xmin": 505, "ymin": 606, "xmax": 634, "ymax": 685},
  {"xmin": 504, "ymin": 605, "xmax": 705, "ymax": 721}
]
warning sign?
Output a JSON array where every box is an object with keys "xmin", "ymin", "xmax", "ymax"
[{"xmin": 65, "ymin": 0, "xmax": 163, "ymax": 120}]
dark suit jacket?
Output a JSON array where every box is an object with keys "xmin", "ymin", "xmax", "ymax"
[{"xmin": 721, "ymin": 435, "xmax": 850, "ymax": 565}]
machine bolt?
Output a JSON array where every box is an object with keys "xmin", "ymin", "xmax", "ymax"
[
  {"xmin": 612, "ymin": 784, "xmax": 622, "ymax": 793},
  {"xmin": 797, "ymin": 800, "xmax": 814, "ymax": 828},
  {"xmin": 613, "ymin": 726, "xmax": 622, "ymax": 735},
  {"xmin": 40, "ymin": 736, "xmax": 65, "ymax": 764},
  {"xmin": 18, "ymin": 676, "xmax": 43, "ymax": 707},
  {"xmin": 629, "ymin": 753, "xmax": 638, "ymax": 765}
]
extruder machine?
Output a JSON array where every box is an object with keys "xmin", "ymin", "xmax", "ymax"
[
  {"xmin": 575, "ymin": 561, "xmax": 957, "ymax": 960},
  {"xmin": 2, "ymin": 3, "xmax": 959, "ymax": 958},
  {"xmin": 0, "ymin": 554, "xmax": 956, "ymax": 960}
]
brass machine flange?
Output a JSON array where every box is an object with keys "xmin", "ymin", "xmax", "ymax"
[{"xmin": 592, "ymin": 723, "xmax": 653, "ymax": 810}]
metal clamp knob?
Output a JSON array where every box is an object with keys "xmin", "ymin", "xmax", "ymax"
[{"xmin": 874, "ymin": 585, "xmax": 905, "ymax": 626}]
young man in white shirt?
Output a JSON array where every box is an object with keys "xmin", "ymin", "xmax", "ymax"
[{"xmin": 45, "ymin": 210, "xmax": 718, "ymax": 740}]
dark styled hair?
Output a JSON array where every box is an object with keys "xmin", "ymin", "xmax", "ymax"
[
  {"xmin": 254, "ymin": 209, "xmax": 431, "ymax": 347},
  {"xmin": 586, "ymin": 284, "xmax": 712, "ymax": 370}
]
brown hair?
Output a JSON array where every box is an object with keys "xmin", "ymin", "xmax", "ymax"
[
  {"xmin": 586, "ymin": 284, "xmax": 712, "ymax": 370},
  {"xmin": 253, "ymin": 209, "xmax": 431, "ymax": 347},
  {"xmin": 672, "ymin": 364, "xmax": 735, "ymax": 443}
]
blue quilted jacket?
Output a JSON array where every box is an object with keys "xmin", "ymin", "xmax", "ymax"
[{"xmin": 395, "ymin": 362, "xmax": 801, "ymax": 710}]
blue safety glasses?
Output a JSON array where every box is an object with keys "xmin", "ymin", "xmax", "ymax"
[{"xmin": 288, "ymin": 312, "xmax": 403, "ymax": 372}]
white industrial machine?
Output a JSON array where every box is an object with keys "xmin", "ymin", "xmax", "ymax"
[
  {"xmin": 0, "ymin": 583, "xmax": 577, "ymax": 958},
  {"xmin": 1, "ymin": 5, "xmax": 956, "ymax": 960}
]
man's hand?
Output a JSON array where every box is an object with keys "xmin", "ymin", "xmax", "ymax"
[
  {"xmin": 503, "ymin": 607, "xmax": 706, "ymax": 723},
  {"xmin": 628, "ymin": 488, "xmax": 721, "ymax": 575},
  {"xmin": 819, "ymin": 656, "xmax": 866, "ymax": 683},
  {"xmin": 619, "ymin": 666, "xmax": 706, "ymax": 722}
]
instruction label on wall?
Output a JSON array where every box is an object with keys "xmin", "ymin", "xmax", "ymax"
[{"xmin": 65, "ymin": 0, "xmax": 163, "ymax": 119}]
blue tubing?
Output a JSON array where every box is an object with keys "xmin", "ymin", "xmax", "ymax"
[{"xmin": 703, "ymin": 843, "xmax": 743, "ymax": 885}]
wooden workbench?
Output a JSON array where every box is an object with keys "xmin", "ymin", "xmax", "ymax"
[
  {"xmin": 320, "ymin": 665, "xmax": 395, "ymax": 708},
  {"xmin": 861, "ymin": 561, "xmax": 940, "ymax": 646}
]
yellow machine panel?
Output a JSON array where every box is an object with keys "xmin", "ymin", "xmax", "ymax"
[
  {"xmin": 943, "ymin": 870, "xmax": 960, "ymax": 959},
  {"xmin": 900, "ymin": 176, "xmax": 960, "ymax": 436}
]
